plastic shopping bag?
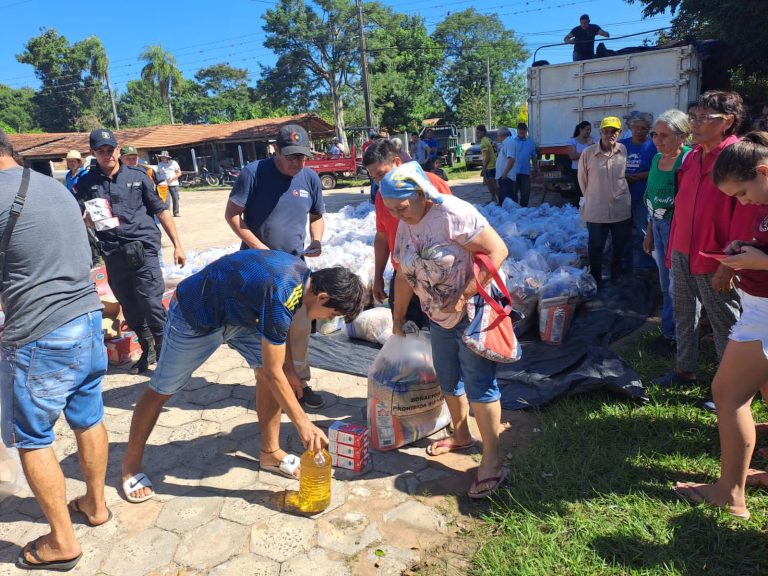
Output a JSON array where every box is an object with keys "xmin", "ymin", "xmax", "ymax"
[{"xmin": 367, "ymin": 331, "xmax": 450, "ymax": 451}]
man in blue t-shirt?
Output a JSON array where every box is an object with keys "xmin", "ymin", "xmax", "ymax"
[
  {"xmin": 120, "ymin": 250, "xmax": 365, "ymax": 503},
  {"xmin": 225, "ymin": 124, "xmax": 326, "ymax": 408},
  {"xmin": 619, "ymin": 112, "xmax": 657, "ymax": 271}
]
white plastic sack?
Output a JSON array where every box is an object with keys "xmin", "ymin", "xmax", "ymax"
[
  {"xmin": 0, "ymin": 444, "xmax": 22, "ymax": 498},
  {"xmin": 367, "ymin": 333, "xmax": 450, "ymax": 451},
  {"xmin": 346, "ymin": 307, "xmax": 393, "ymax": 345}
]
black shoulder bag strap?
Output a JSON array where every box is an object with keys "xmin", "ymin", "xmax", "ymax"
[{"xmin": 0, "ymin": 168, "xmax": 31, "ymax": 288}]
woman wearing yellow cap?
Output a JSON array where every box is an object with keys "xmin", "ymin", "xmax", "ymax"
[{"xmin": 577, "ymin": 116, "xmax": 631, "ymax": 285}]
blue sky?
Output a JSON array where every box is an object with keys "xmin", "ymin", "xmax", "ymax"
[{"xmin": 3, "ymin": 0, "xmax": 672, "ymax": 94}]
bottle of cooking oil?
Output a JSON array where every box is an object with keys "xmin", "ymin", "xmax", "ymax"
[{"xmin": 299, "ymin": 448, "xmax": 331, "ymax": 513}]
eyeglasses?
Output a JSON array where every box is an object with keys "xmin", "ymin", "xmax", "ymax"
[
  {"xmin": 284, "ymin": 153, "xmax": 307, "ymax": 161},
  {"xmin": 688, "ymin": 113, "xmax": 729, "ymax": 124}
]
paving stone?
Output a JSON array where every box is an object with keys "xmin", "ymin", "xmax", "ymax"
[
  {"xmin": 182, "ymin": 438, "xmax": 235, "ymax": 471},
  {"xmin": 383, "ymin": 500, "xmax": 447, "ymax": 534},
  {"xmin": 362, "ymin": 543, "xmax": 421, "ymax": 576},
  {"xmin": 249, "ymin": 514, "xmax": 315, "ymax": 562},
  {"xmin": 198, "ymin": 461, "xmax": 259, "ymax": 491},
  {"xmin": 65, "ymin": 533, "xmax": 113, "ymax": 576},
  {"xmin": 218, "ymin": 413, "xmax": 260, "ymax": 442},
  {"xmin": 217, "ymin": 367, "xmax": 256, "ymax": 386},
  {"xmin": 79, "ymin": 499, "xmax": 161, "ymax": 543},
  {"xmin": 371, "ymin": 448, "xmax": 428, "ymax": 475},
  {"xmin": 280, "ymin": 547, "xmax": 352, "ymax": 576},
  {"xmin": 149, "ymin": 468, "xmax": 204, "ymax": 502},
  {"xmin": 174, "ymin": 518, "xmax": 249, "ymax": 569},
  {"xmin": 155, "ymin": 406, "xmax": 203, "ymax": 428},
  {"xmin": 201, "ymin": 400, "xmax": 250, "ymax": 424},
  {"xmin": 209, "ymin": 553, "xmax": 280, "ymax": 576},
  {"xmin": 168, "ymin": 420, "xmax": 220, "ymax": 443},
  {"xmin": 0, "ymin": 513, "xmax": 44, "ymax": 547},
  {"xmin": 219, "ymin": 485, "xmax": 282, "ymax": 525},
  {"xmin": 316, "ymin": 508, "xmax": 380, "ymax": 556},
  {"xmin": 185, "ymin": 383, "xmax": 234, "ymax": 407},
  {"xmin": 155, "ymin": 495, "xmax": 223, "ymax": 533},
  {"xmin": 101, "ymin": 527, "xmax": 179, "ymax": 576},
  {"xmin": 231, "ymin": 382, "xmax": 256, "ymax": 400}
]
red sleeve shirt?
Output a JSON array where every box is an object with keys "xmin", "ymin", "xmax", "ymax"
[
  {"xmin": 668, "ymin": 136, "xmax": 760, "ymax": 273},
  {"xmin": 374, "ymin": 171, "xmax": 453, "ymax": 270},
  {"xmin": 735, "ymin": 206, "xmax": 768, "ymax": 298}
]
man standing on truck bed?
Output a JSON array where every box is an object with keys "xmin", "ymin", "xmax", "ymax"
[{"xmin": 564, "ymin": 14, "xmax": 609, "ymax": 61}]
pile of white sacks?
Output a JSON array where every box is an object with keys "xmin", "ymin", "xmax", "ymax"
[{"xmin": 161, "ymin": 199, "xmax": 596, "ymax": 335}]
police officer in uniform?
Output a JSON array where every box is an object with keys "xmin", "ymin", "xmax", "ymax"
[{"xmin": 75, "ymin": 129, "xmax": 186, "ymax": 373}]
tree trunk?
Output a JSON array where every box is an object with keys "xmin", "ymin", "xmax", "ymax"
[
  {"xmin": 105, "ymin": 71, "xmax": 120, "ymax": 130},
  {"xmin": 168, "ymin": 100, "xmax": 175, "ymax": 125},
  {"xmin": 329, "ymin": 76, "xmax": 348, "ymax": 152}
]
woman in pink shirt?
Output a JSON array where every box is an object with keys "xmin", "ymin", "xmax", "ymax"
[
  {"xmin": 674, "ymin": 132, "xmax": 768, "ymax": 519},
  {"xmin": 654, "ymin": 91, "xmax": 755, "ymax": 388}
]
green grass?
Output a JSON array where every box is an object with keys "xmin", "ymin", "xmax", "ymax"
[
  {"xmin": 446, "ymin": 161, "xmax": 480, "ymax": 180},
  {"xmin": 472, "ymin": 329, "xmax": 768, "ymax": 576}
]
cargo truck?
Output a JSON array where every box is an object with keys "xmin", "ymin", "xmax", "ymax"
[{"xmin": 527, "ymin": 44, "xmax": 706, "ymax": 196}]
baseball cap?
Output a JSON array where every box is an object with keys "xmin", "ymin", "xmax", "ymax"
[
  {"xmin": 599, "ymin": 116, "xmax": 622, "ymax": 130},
  {"xmin": 276, "ymin": 124, "xmax": 313, "ymax": 157},
  {"xmin": 159, "ymin": 150, "xmax": 171, "ymax": 158},
  {"xmin": 65, "ymin": 150, "xmax": 82, "ymax": 160},
  {"xmin": 120, "ymin": 145, "xmax": 138, "ymax": 156},
  {"xmin": 89, "ymin": 128, "xmax": 118, "ymax": 150}
]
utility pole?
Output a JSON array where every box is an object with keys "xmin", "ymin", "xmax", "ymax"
[
  {"xmin": 356, "ymin": 0, "xmax": 374, "ymax": 131},
  {"xmin": 486, "ymin": 57, "xmax": 492, "ymax": 128}
]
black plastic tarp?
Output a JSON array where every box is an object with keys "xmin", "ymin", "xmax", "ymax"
[{"xmin": 307, "ymin": 277, "xmax": 653, "ymax": 410}]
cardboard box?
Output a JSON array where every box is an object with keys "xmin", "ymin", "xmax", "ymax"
[
  {"xmin": 105, "ymin": 332, "xmax": 141, "ymax": 365},
  {"xmin": 328, "ymin": 422, "xmax": 369, "ymax": 473},
  {"xmin": 328, "ymin": 422, "xmax": 369, "ymax": 447},
  {"xmin": 331, "ymin": 452, "xmax": 371, "ymax": 473},
  {"xmin": 90, "ymin": 266, "xmax": 111, "ymax": 297}
]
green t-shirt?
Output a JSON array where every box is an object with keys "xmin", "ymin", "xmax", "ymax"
[
  {"xmin": 480, "ymin": 136, "xmax": 497, "ymax": 170},
  {"xmin": 644, "ymin": 146, "xmax": 690, "ymax": 220}
]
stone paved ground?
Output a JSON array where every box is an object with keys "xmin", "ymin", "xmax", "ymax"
[{"xmin": 0, "ymin": 175, "xmax": 547, "ymax": 575}]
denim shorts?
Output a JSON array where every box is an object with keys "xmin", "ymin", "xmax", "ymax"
[
  {"xmin": 429, "ymin": 316, "xmax": 500, "ymax": 403},
  {"xmin": 150, "ymin": 301, "xmax": 264, "ymax": 395},
  {"xmin": 0, "ymin": 311, "xmax": 107, "ymax": 449}
]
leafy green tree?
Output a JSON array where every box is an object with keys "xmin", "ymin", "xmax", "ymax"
[
  {"xmin": 140, "ymin": 44, "xmax": 183, "ymax": 124},
  {"xmin": 367, "ymin": 12, "xmax": 442, "ymax": 132},
  {"xmin": 432, "ymin": 9, "xmax": 528, "ymax": 126},
  {"xmin": 260, "ymin": 0, "xmax": 364, "ymax": 148},
  {"xmin": 80, "ymin": 36, "xmax": 120, "ymax": 129},
  {"xmin": 625, "ymin": 0, "xmax": 768, "ymax": 74},
  {"xmin": 0, "ymin": 85, "xmax": 37, "ymax": 133},
  {"xmin": 16, "ymin": 28, "xmax": 112, "ymax": 131},
  {"xmin": 116, "ymin": 80, "xmax": 168, "ymax": 128}
]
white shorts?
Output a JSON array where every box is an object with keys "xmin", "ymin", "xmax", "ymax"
[{"xmin": 730, "ymin": 291, "xmax": 768, "ymax": 360}]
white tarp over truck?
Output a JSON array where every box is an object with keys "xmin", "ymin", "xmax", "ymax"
[{"xmin": 528, "ymin": 45, "xmax": 702, "ymax": 151}]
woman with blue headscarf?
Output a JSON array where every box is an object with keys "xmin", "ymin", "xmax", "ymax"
[{"xmin": 380, "ymin": 161, "xmax": 510, "ymax": 499}]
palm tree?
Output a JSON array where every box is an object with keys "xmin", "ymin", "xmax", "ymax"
[
  {"xmin": 139, "ymin": 45, "xmax": 183, "ymax": 125},
  {"xmin": 81, "ymin": 36, "xmax": 119, "ymax": 129}
]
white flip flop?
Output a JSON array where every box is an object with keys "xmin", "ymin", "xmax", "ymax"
[
  {"xmin": 260, "ymin": 453, "xmax": 300, "ymax": 479},
  {"xmin": 122, "ymin": 472, "xmax": 154, "ymax": 503}
]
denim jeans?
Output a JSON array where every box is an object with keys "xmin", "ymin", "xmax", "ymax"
[
  {"xmin": 625, "ymin": 194, "xmax": 656, "ymax": 271},
  {"xmin": 150, "ymin": 301, "xmax": 263, "ymax": 395},
  {"xmin": 651, "ymin": 218, "xmax": 675, "ymax": 340},
  {"xmin": 587, "ymin": 219, "xmax": 632, "ymax": 284},
  {"xmin": 428, "ymin": 316, "xmax": 499, "ymax": 403},
  {"xmin": 0, "ymin": 311, "xmax": 107, "ymax": 448}
]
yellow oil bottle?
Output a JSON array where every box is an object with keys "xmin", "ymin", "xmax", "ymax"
[{"xmin": 298, "ymin": 449, "xmax": 331, "ymax": 513}]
